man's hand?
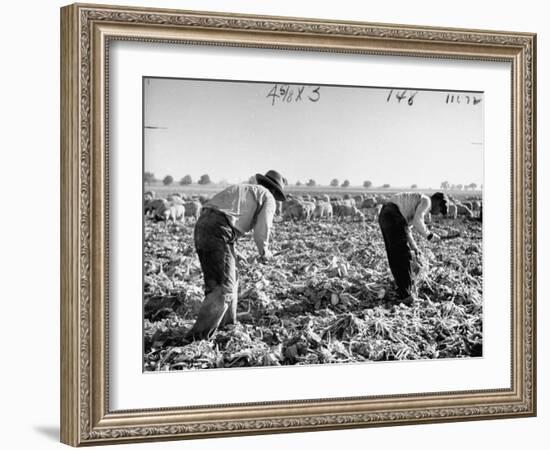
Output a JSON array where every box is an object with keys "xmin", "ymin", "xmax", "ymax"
[
  {"xmin": 430, "ymin": 233, "xmax": 441, "ymax": 242},
  {"xmin": 260, "ymin": 249, "xmax": 273, "ymax": 262}
]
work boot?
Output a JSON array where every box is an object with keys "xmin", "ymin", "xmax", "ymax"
[{"xmin": 187, "ymin": 287, "xmax": 228, "ymax": 340}]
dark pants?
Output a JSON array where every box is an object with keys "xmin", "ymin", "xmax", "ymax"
[
  {"xmin": 188, "ymin": 208, "xmax": 239, "ymax": 340},
  {"xmin": 378, "ymin": 203, "xmax": 414, "ymax": 299}
]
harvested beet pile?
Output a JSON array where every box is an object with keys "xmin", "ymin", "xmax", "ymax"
[{"xmin": 144, "ymin": 214, "xmax": 482, "ymax": 371}]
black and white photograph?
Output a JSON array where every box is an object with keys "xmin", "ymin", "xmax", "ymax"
[{"xmin": 142, "ymin": 77, "xmax": 484, "ymax": 372}]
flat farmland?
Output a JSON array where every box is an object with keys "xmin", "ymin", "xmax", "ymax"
[{"xmin": 143, "ymin": 186, "xmax": 483, "ymax": 371}]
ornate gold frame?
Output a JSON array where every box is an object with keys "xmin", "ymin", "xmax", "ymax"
[{"xmin": 60, "ymin": 3, "xmax": 536, "ymax": 446}]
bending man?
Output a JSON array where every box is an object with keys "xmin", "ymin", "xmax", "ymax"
[
  {"xmin": 188, "ymin": 170, "xmax": 286, "ymax": 340},
  {"xmin": 378, "ymin": 192, "xmax": 448, "ymax": 305}
]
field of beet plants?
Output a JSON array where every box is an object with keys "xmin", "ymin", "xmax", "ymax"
[{"xmin": 143, "ymin": 210, "xmax": 483, "ymax": 372}]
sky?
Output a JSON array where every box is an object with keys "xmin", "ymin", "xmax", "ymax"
[{"xmin": 143, "ymin": 77, "xmax": 484, "ymax": 188}]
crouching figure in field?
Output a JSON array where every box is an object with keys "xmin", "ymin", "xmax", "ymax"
[
  {"xmin": 187, "ymin": 170, "xmax": 286, "ymax": 340},
  {"xmin": 378, "ymin": 192, "xmax": 448, "ymax": 305}
]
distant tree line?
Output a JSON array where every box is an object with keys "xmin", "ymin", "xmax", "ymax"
[
  {"xmin": 144, "ymin": 173, "xmax": 214, "ymax": 186},
  {"xmin": 440, "ymin": 181, "xmax": 480, "ymax": 191},
  {"xmin": 293, "ymin": 179, "xmax": 377, "ymax": 188},
  {"xmin": 146, "ymin": 172, "xmax": 450, "ymax": 190}
]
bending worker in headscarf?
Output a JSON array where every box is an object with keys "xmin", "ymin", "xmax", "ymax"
[
  {"xmin": 187, "ymin": 170, "xmax": 286, "ymax": 340},
  {"xmin": 378, "ymin": 192, "xmax": 448, "ymax": 305}
]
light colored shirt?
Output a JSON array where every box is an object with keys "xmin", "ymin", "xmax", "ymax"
[
  {"xmin": 391, "ymin": 192, "xmax": 431, "ymax": 238},
  {"xmin": 205, "ymin": 184, "xmax": 276, "ymax": 255}
]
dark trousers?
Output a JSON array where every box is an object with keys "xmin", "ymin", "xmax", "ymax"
[
  {"xmin": 188, "ymin": 208, "xmax": 239, "ymax": 340},
  {"xmin": 378, "ymin": 203, "xmax": 414, "ymax": 299}
]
